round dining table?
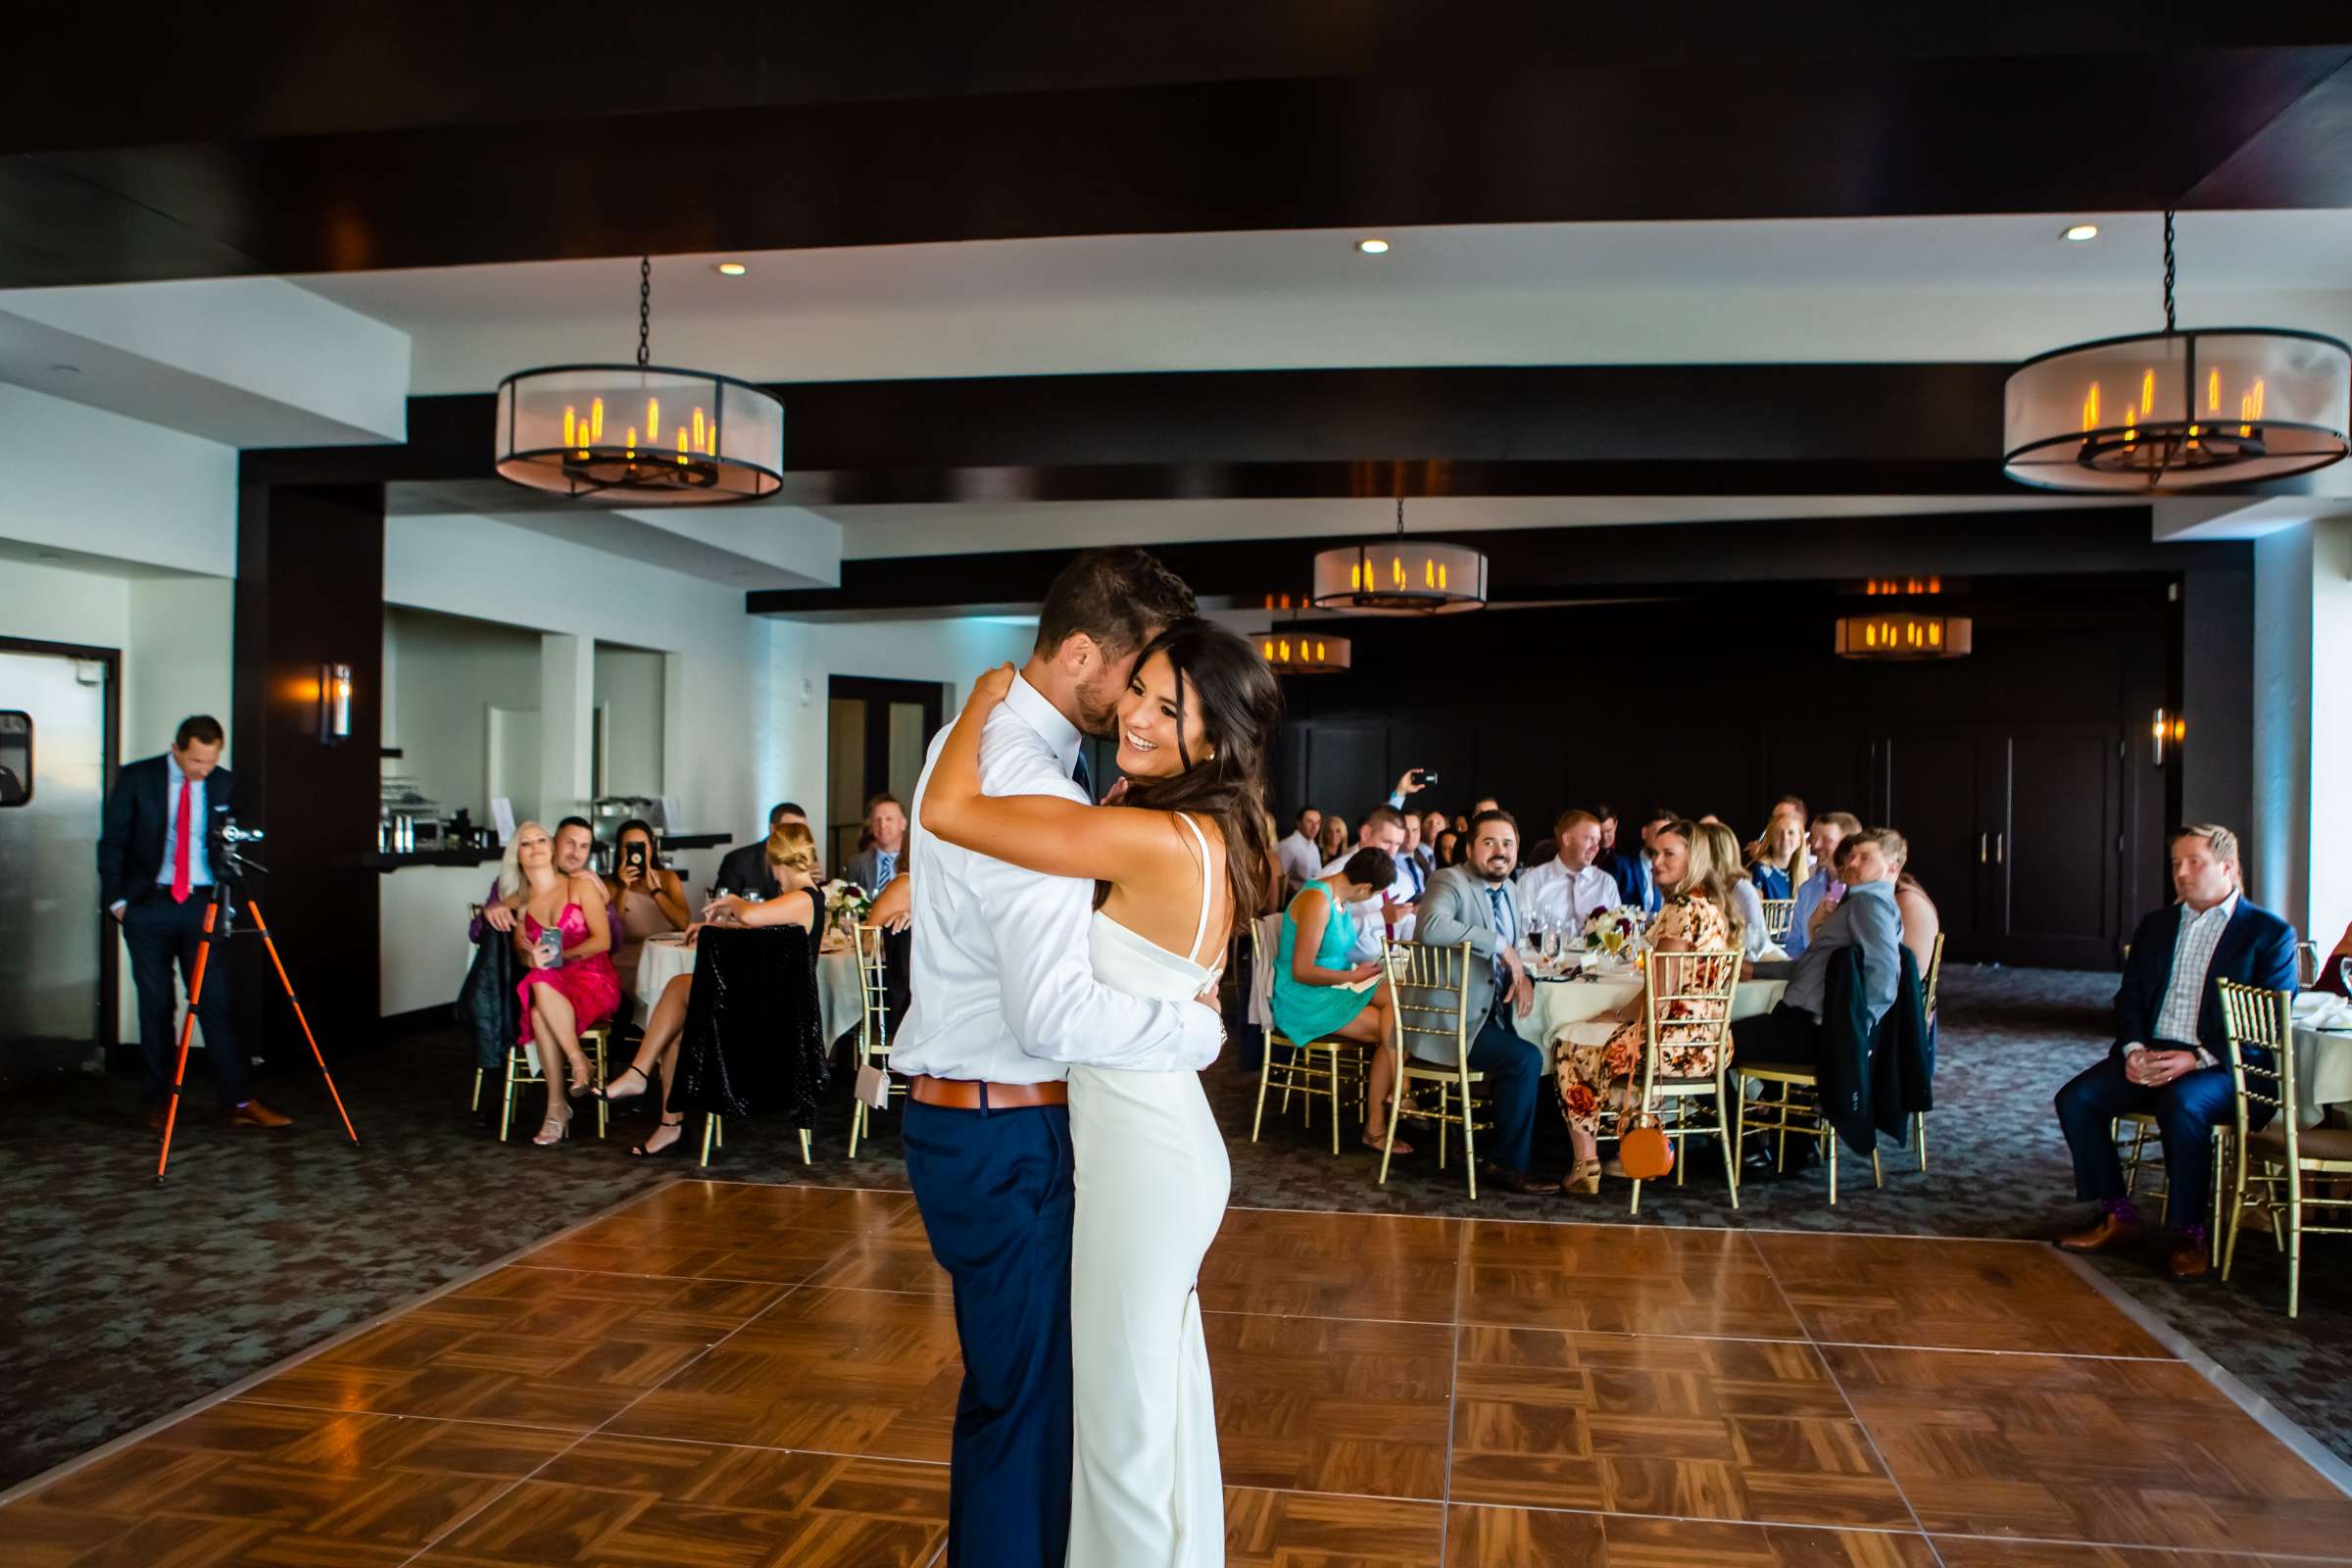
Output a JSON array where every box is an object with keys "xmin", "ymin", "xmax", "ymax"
[
  {"xmin": 636, "ymin": 931, "xmax": 865, "ymax": 1045},
  {"xmin": 2290, "ymin": 995, "xmax": 2352, "ymax": 1128},
  {"xmin": 1519, "ymin": 958, "xmax": 1787, "ymax": 1075}
]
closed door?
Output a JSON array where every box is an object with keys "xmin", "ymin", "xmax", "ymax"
[
  {"xmin": 0, "ymin": 646, "xmax": 113, "ymax": 1071},
  {"xmin": 2000, "ymin": 725, "xmax": 2121, "ymax": 967},
  {"xmin": 1880, "ymin": 728, "xmax": 2005, "ymax": 958}
]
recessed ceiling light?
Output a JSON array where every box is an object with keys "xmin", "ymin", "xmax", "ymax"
[
  {"xmin": 2060, "ymin": 223, "xmax": 2099, "ymax": 243},
  {"xmin": 1355, "ymin": 237, "xmax": 1391, "ymax": 256},
  {"xmin": 714, "ymin": 261, "xmax": 748, "ymax": 276}
]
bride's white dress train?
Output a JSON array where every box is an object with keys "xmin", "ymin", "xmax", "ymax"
[{"xmin": 1066, "ymin": 811, "xmax": 1232, "ymax": 1568}]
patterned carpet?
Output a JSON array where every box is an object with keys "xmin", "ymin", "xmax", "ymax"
[{"xmin": 3, "ymin": 965, "xmax": 2345, "ymax": 1494}]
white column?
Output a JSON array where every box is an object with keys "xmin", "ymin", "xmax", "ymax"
[
  {"xmin": 2310, "ymin": 518, "xmax": 2352, "ymax": 955},
  {"xmin": 539, "ymin": 632, "xmax": 594, "ymax": 823}
]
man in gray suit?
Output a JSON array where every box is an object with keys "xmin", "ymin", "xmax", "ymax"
[{"xmin": 1413, "ymin": 808, "xmax": 1549, "ymax": 1194}]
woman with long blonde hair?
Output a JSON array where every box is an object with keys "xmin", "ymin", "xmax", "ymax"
[
  {"xmin": 600, "ymin": 819, "xmax": 824, "ymax": 1156},
  {"xmin": 503, "ymin": 820, "xmax": 621, "ymax": 1147},
  {"xmin": 1548, "ymin": 818, "xmax": 1741, "ymax": 1194}
]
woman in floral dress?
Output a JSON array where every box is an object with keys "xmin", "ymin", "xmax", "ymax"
[{"xmin": 1551, "ymin": 820, "xmax": 1745, "ymax": 1195}]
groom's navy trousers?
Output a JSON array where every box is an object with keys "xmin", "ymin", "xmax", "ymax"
[{"xmin": 903, "ymin": 1092, "xmax": 1075, "ymax": 1568}]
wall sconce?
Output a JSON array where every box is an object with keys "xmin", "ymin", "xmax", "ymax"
[
  {"xmin": 2151, "ymin": 707, "xmax": 2186, "ymax": 764},
  {"xmin": 319, "ymin": 662, "xmax": 353, "ymax": 745}
]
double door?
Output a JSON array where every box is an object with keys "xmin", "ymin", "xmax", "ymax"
[{"xmin": 1879, "ymin": 723, "xmax": 2123, "ymax": 967}]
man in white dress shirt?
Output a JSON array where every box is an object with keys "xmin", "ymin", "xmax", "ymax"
[
  {"xmin": 1319, "ymin": 806, "xmax": 1411, "ymax": 962},
  {"xmin": 1274, "ymin": 807, "xmax": 1324, "ymax": 899},
  {"xmin": 896, "ymin": 548, "xmax": 1217, "ymax": 1568},
  {"xmin": 1514, "ymin": 808, "xmax": 1623, "ymax": 938}
]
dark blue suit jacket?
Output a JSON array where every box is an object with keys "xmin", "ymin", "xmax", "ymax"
[
  {"xmin": 97, "ymin": 754, "xmax": 236, "ymax": 910},
  {"xmin": 2112, "ymin": 897, "xmax": 2298, "ymax": 1062}
]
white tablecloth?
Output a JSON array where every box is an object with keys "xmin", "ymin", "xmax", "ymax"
[
  {"xmin": 635, "ymin": 934, "xmax": 864, "ymax": 1044},
  {"xmin": 1521, "ymin": 965, "xmax": 1787, "ymax": 1076},
  {"xmin": 2291, "ymin": 995, "xmax": 2352, "ymax": 1127}
]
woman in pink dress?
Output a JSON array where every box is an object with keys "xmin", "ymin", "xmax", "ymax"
[{"xmin": 501, "ymin": 820, "xmax": 620, "ymax": 1146}]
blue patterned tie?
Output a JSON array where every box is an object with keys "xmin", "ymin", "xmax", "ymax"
[
  {"xmin": 1071, "ymin": 751, "xmax": 1093, "ymax": 800},
  {"xmin": 1486, "ymin": 885, "xmax": 1513, "ymax": 1002}
]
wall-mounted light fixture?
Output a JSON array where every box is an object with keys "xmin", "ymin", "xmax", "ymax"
[
  {"xmin": 2151, "ymin": 706, "xmax": 2186, "ymax": 764},
  {"xmin": 319, "ymin": 662, "xmax": 353, "ymax": 745}
]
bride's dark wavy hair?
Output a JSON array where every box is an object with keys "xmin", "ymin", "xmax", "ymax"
[{"xmin": 1109, "ymin": 616, "xmax": 1283, "ymax": 931}]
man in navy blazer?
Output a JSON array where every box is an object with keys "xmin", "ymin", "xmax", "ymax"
[
  {"xmin": 2054, "ymin": 823, "xmax": 2297, "ymax": 1280},
  {"xmin": 97, "ymin": 714, "xmax": 290, "ymax": 1132}
]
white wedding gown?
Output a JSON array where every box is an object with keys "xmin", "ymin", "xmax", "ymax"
[{"xmin": 1066, "ymin": 811, "xmax": 1232, "ymax": 1568}]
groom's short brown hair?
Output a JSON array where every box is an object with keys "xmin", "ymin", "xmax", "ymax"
[{"xmin": 1034, "ymin": 547, "xmax": 1197, "ymax": 661}]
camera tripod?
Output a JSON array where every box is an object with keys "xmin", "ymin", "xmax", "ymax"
[{"xmin": 154, "ymin": 825, "xmax": 360, "ymax": 1182}]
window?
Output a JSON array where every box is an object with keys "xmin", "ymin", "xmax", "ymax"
[{"xmin": 0, "ymin": 710, "xmax": 28, "ymax": 807}]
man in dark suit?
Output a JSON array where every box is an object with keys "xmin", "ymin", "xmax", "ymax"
[
  {"xmin": 712, "ymin": 801, "xmax": 806, "ymax": 900},
  {"xmin": 2054, "ymin": 823, "xmax": 2298, "ymax": 1280},
  {"xmin": 97, "ymin": 715, "xmax": 290, "ymax": 1131}
]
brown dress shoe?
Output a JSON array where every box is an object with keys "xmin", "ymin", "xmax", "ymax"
[
  {"xmin": 2055, "ymin": 1211, "xmax": 2143, "ymax": 1253},
  {"xmin": 1478, "ymin": 1160, "xmax": 1543, "ymax": 1195},
  {"xmin": 2166, "ymin": 1243, "xmax": 2212, "ymax": 1281},
  {"xmin": 227, "ymin": 1100, "xmax": 293, "ymax": 1129}
]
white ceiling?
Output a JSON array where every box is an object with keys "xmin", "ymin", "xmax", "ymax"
[{"xmin": 294, "ymin": 212, "xmax": 2352, "ymax": 394}]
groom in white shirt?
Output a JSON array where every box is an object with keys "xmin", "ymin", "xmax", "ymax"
[{"xmin": 896, "ymin": 548, "xmax": 1216, "ymax": 1568}]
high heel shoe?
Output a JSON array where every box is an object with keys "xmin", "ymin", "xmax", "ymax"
[
  {"xmin": 1560, "ymin": 1159, "xmax": 1601, "ymax": 1197},
  {"xmin": 532, "ymin": 1114, "xmax": 570, "ymax": 1148},
  {"xmin": 564, "ymin": 1054, "xmax": 597, "ymax": 1100},
  {"xmin": 600, "ymin": 1064, "xmax": 653, "ymax": 1104},
  {"xmin": 632, "ymin": 1114, "xmax": 684, "ymax": 1158}
]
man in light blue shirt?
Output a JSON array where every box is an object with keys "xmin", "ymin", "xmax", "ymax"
[
  {"xmin": 1784, "ymin": 811, "xmax": 1861, "ymax": 959},
  {"xmin": 1733, "ymin": 828, "xmax": 1906, "ymax": 1070}
]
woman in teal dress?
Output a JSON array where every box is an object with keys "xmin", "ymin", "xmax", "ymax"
[{"xmin": 1271, "ymin": 847, "xmax": 1409, "ymax": 1153}]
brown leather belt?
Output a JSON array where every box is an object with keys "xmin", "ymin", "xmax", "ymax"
[{"xmin": 907, "ymin": 1075, "xmax": 1068, "ymax": 1110}]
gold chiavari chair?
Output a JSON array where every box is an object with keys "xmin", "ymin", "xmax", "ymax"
[
  {"xmin": 1910, "ymin": 930, "xmax": 1945, "ymax": 1171},
  {"xmin": 1377, "ymin": 938, "xmax": 1484, "ymax": 1198},
  {"xmin": 2108, "ymin": 1111, "xmax": 2228, "ymax": 1264},
  {"xmin": 495, "ymin": 1026, "xmax": 609, "ymax": 1142},
  {"xmin": 846, "ymin": 923, "xmax": 904, "ymax": 1158},
  {"xmin": 2220, "ymin": 979, "xmax": 2349, "ymax": 1318},
  {"xmin": 1758, "ymin": 899, "xmax": 1797, "ymax": 947},
  {"xmin": 1249, "ymin": 918, "xmax": 1372, "ymax": 1152},
  {"xmin": 1732, "ymin": 936, "xmax": 1886, "ymax": 1205},
  {"xmin": 699, "ymin": 1114, "xmax": 813, "ymax": 1166},
  {"xmin": 1621, "ymin": 937, "xmax": 1744, "ymax": 1215}
]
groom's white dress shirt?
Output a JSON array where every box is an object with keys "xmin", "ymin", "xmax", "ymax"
[{"xmin": 894, "ymin": 672, "xmax": 1225, "ymax": 1084}]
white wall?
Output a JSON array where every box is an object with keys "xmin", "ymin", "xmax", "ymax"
[
  {"xmin": 0, "ymin": 558, "xmax": 129, "ymax": 655},
  {"xmin": 0, "ymin": 384, "xmax": 236, "ymax": 577},
  {"xmin": 123, "ymin": 577, "xmax": 234, "ymax": 762},
  {"xmin": 2310, "ymin": 519, "xmax": 2352, "ymax": 956},
  {"xmin": 592, "ymin": 643, "xmax": 665, "ymax": 797},
  {"xmin": 381, "ymin": 607, "xmax": 544, "ymax": 819}
]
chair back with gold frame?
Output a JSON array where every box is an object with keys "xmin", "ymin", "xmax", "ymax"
[
  {"xmin": 1249, "ymin": 914, "xmax": 1372, "ymax": 1152},
  {"xmin": 1624, "ymin": 938, "xmax": 1742, "ymax": 1214},
  {"xmin": 1377, "ymin": 938, "xmax": 1483, "ymax": 1196},
  {"xmin": 846, "ymin": 923, "xmax": 904, "ymax": 1158},
  {"xmin": 2219, "ymin": 979, "xmax": 2347, "ymax": 1317},
  {"xmin": 1758, "ymin": 899, "xmax": 1796, "ymax": 945}
]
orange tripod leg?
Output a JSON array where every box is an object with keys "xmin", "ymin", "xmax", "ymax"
[
  {"xmin": 246, "ymin": 901, "xmax": 359, "ymax": 1145},
  {"xmin": 154, "ymin": 903, "xmax": 219, "ymax": 1183}
]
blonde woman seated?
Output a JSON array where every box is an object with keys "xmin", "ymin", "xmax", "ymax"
[
  {"xmin": 503, "ymin": 821, "xmax": 621, "ymax": 1148},
  {"xmin": 1270, "ymin": 847, "xmax": 1408, "ymax": 1154},
  {"xmin": 600, "ymin": 819, "xmax": 824, "ymax": 1156},
  {"xmin": 1551, "ymin": 819, "xmax": 1742, "ymax": 1194}
]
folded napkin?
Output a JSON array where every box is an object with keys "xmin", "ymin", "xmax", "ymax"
[
  {"xmin": 2293, "ymin": 992, "xmax": 2352, "ymax": 1030},
  {"xmin": 1755, "ymin": 943, "xmax": 1789, "ymax": 963}
]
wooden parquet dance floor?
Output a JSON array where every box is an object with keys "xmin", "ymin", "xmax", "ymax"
[{"xmin": 10, "ymin": 1181, "xmax": 2352, "ymax": 1566}]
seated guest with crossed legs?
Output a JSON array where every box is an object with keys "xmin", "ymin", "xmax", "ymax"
[
  {"xmin": 2054, "ymin": 823, "xmax": 2299, "ymax": 1279},
  {"xmin": 1413, "ymin": 810, "xmax": 1548, "ymax": 1194},
  {"xmin": 506, "ymin": 822, "xmax": 621, "ymax": 1147},
  {"xmin": 603, "ymin": 820, "xmax": 825, "ymax": 1155},
  {"xmin": 1272, "ymin": 848, "xmax": 1407, "ymax": 1153},
  {"xmin": 1552, "ymin": 819, "xmax": 1742, "ymax": 1195}
]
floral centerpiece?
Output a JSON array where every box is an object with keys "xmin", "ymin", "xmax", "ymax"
[
  {"xmin": 823, "ymin": 882, "xmax": 874, "ymax": 950},
  {"xmin": 1580, "ymin": 905, "xmax": 1645, "ymax": 961}
]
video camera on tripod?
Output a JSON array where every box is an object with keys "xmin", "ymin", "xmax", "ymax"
[{"xmin": 154, "ymin": 812, "xmax": 359, "ymax": 1181}]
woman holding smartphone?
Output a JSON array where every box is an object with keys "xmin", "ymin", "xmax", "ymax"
[{"xmin": 602, "ymin": 817, "xmax": 689, "ymax": 999}]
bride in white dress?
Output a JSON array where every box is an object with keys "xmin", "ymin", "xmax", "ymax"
[{"xmin": 921, "ymin": 618, "xmax": 1283, "ymax": 1567}]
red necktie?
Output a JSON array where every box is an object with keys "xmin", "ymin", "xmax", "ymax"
[{"xmin": 172, "ymin": 777, "xmax": 193, "ymax": 904}]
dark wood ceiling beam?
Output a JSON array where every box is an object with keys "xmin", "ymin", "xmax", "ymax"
[{"xmin": 9, "ymin": 35, "xmax": 2352, "ymax": 285}]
